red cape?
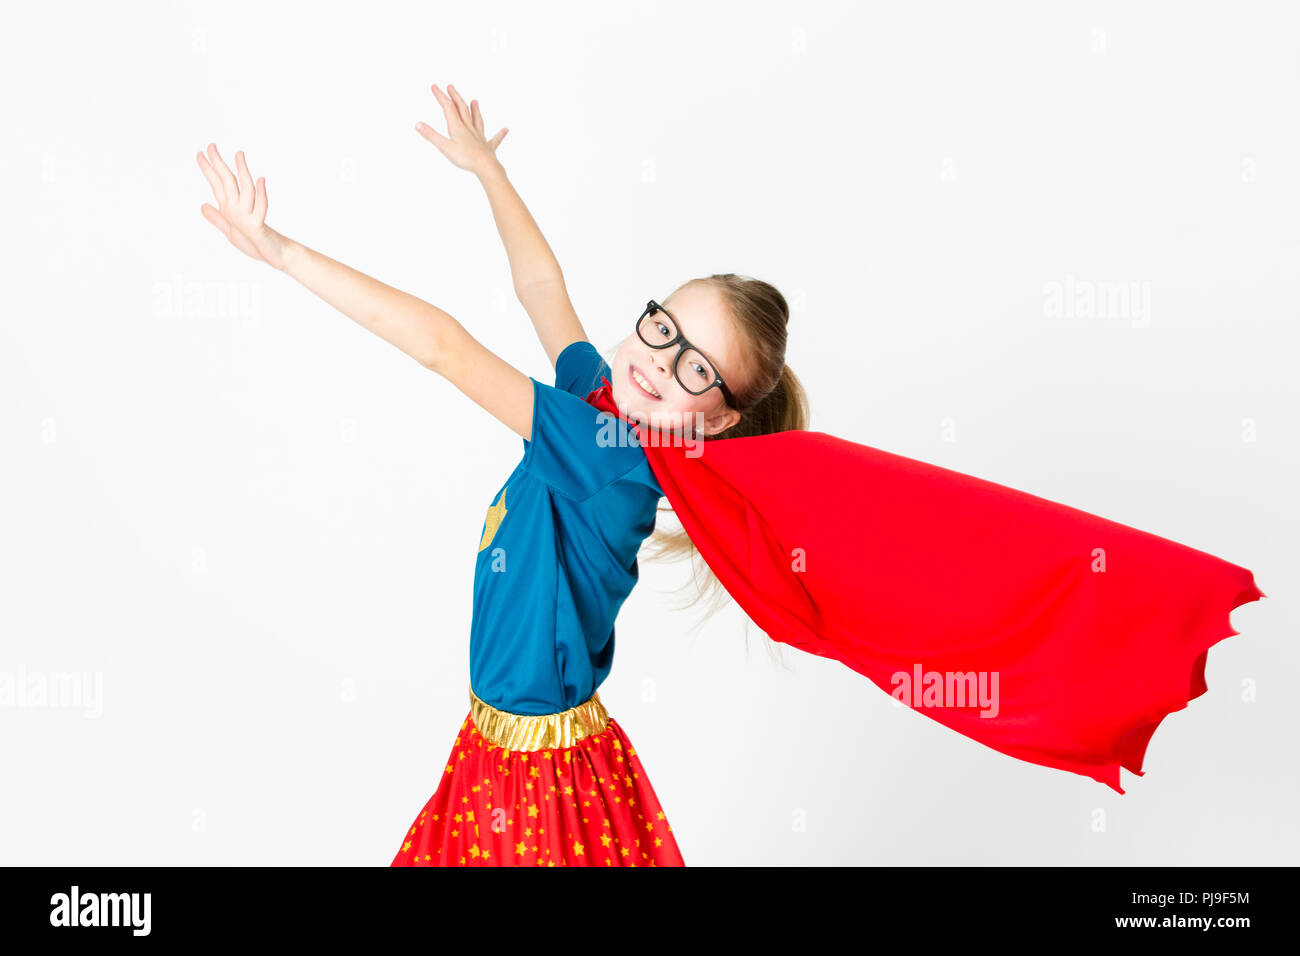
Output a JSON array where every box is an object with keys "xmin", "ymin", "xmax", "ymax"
[{"xmin": 586, "ymin": 379, "xmax": 1266, "ymax": 793}]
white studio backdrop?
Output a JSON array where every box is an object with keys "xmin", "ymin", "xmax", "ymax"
[{"xmin": 0, "ymin": 0, "xmax": 1295, "ymax": 866}]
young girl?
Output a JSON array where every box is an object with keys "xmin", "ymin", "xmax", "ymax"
[
  {"xmin": 200, "ymin": 83, "xmax": 1264, "ymax": 864},
  {"xmin": 197, "ymin": 83, "xmax": 802, "ymax": 866}
]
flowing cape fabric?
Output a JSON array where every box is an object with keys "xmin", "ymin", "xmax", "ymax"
[{"xmin": 586, "ymin": 379, "xmax": 1265, "ymax": 793}]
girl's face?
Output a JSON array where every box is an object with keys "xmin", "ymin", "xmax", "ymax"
[{"xmin": 609, "ymin": 285, "xmax": 746, "ymax": 437}]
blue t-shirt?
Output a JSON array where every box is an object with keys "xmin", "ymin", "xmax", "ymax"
[{"xmin": 467, "ymin": 340, "xmax": 663, "ymax": 716}]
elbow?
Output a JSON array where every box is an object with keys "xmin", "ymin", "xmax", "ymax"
[
  {"xmin": 421, "ymin": 319, "xmax": 464, "ymax": 375},
  {"xmin": 514, "ymin": 271, "xmax": 566, "ymax": 302},
  {"xmin": 419, "ymin": 340, "xmax": 448, "ymax": 376}
]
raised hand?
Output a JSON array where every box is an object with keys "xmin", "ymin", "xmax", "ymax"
[
  {"xmin": 196, "ymin": 144, "xmax": 288, "ymax": 270},
  {"xmin": 416, "ymin": 83, "xmax": 508, "ymax": 176}
]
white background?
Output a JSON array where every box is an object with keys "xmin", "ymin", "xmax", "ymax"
[{"xmin": 1, "ymin": 0, "xmax": 1295, "ymax": 866}]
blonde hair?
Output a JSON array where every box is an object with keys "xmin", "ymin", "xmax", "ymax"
[{"xmin": 639, "ymin": 274, "xmax": 810, "ymax": 660}]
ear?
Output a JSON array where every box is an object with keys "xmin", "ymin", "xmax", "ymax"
[{"xmin": 700, "ymin": 406, "xmax": 742, "ymax": 437}]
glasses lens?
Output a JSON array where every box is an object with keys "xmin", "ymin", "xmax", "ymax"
[
  {"xmin": 675, "ymin": 347, "xmax": 719, "ymax": 394},
  {"xmin": 637, "ymin": 307, "xmax": 676, "ymax": 346}
]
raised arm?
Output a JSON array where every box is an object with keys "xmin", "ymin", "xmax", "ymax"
[
  {"xmin": 196, "ymin": 143, "xmax": 535, "ymax": 442},
  {"xmin": 417, "ymin": 83, "xmax": 588, "ymax": 369}
]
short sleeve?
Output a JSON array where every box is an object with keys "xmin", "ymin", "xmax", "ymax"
[
  {"xmin": 554, "ymin": 340, "xmax": 610, "ymax": 398},
  {"xmin": 522, "ymin": 376, "xmax": 646, "ymax": 501}
]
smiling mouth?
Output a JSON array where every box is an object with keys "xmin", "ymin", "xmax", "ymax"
[{"xmin": 629, "ymin": 364, "xmax": 662, "ymax": 400}]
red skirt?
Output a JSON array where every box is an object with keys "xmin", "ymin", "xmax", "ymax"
[{"xmin": 391, "ymin": 689, "xmax": 685, "ymax": 867}]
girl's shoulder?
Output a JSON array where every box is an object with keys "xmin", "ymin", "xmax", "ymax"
[
  {"xmin": 523, "ymin": 343, "xmax": 654, "ymax": 502},
  {"xmin": 553, "ymin": 339, "xmax": 608, "ymax": 399}
]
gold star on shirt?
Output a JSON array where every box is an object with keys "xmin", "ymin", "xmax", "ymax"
[{"xmin": 478, "ymin": 486, "xmax": 508, "ymax": 552}]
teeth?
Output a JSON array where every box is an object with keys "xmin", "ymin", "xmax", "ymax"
[{"xmin": 632, "ymin": 368, "xmax": 660, "ymax": 398}]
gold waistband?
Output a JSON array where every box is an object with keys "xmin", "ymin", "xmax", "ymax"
[{"xmin": 468, "ymin": 685, "xmax": 610, "ymax": 752}]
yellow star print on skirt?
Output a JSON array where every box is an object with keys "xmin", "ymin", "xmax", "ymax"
[{"xmin": 391, "ymin": 688, "xmax": 685, "ymax": 867}]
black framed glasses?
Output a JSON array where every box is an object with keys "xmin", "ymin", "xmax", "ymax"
[{"xmin": 635, "ymin": 300, "xmax": 735, "ymax": 407}]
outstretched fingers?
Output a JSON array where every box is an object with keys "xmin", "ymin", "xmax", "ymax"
[
  {"xmin": 420, "ymin": 84, "xmax": 508, "ymax": 167},
  {"xmin": 252, "ymin": 175, "xmax": 267, "ymax": 224},
  {"xmin": 234, "ymin": 151, "xmax": 256, "ymax": 214},
  {"xmin": 430, "ymin": 84, "xmax": 464, "ymax": 131},
  {"xmin": 446, "ymin": 83, "xmax": 472, "ymax": 127},
  {"xmin": 205, "ymin": 144, "xmax": 239, "ymax": 205},
  {"xmin": 195, "ymin": 151, "xmax": 228, "ymax": 205},
  {"xmin": 468, "ymin": 97, "xmax": 507, "ymax": 151}
]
